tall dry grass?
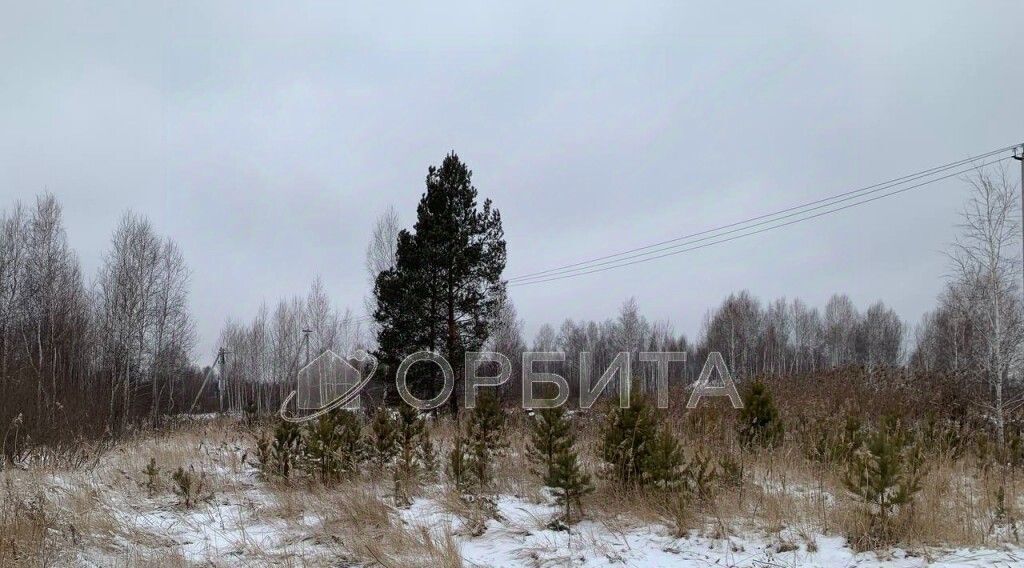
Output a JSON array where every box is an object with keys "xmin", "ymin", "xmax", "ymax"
[{"xmin": 0, "ymin": 366, "xmax": 1021, "ymax": 565}]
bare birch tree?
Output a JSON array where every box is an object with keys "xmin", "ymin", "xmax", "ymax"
[
  {"xmin": 364, "ymin": 205, "xmax": 400, "ymax": 342},
  {"xmin": 824, "ymin": 294, "xmax": 858, "ymax": 369},
  {"xmin": 97, "ymin": 212, "xmax": 193, "ymax": 426},
  {"xmin": 947, "ymin": 166, "xmax": 1023, "ymax": 447}
]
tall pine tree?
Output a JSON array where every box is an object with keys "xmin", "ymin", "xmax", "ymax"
[{"xmin": 373, "ymin": 153, "xmax": 507, "ymax": 413}]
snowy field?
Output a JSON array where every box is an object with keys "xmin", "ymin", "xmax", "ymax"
[
  {"xmin": 98, "ymin": 487, "xmax": 1024, "ymax": 566},
  {"xmin": 3, "ymin": 418, "xmax": 1022, "ymax": 567}
]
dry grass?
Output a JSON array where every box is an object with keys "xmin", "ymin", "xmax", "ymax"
[
  {"xmin": 1, "ymin": 380, "xmax": 1023, "ymax": 566},
  {"xmin": 561, "ymin": 380, "xmax": 1024, "ymax": 557}
]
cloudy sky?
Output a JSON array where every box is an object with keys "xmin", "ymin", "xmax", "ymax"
[{"xmin": 2, "ymin": 2, "xmax": 1022, "ymax": 359}]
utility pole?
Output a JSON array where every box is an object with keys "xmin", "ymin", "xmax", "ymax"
[
  {"xmin": 301, "ymin": 328, "xmax": 314, "ymax": 409},
  {"xmin": 188, "ymin": 347, "xmax": 228, "ymax": 416},
  {"xmin": 1017, "ymin": 144, "xmax": 1024, "ymax": 297},
  {"xmin": 302, "ymin": 328, "xmax": 313, "ymax": 365},
  {"xmin": 216, "ymin": 347, "xmax": 227, "ymax": 412}
]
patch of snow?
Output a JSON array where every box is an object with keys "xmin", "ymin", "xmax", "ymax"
[{"xmin": 400, "ymin": 493, "xmax": 1024, "ymax": 567}]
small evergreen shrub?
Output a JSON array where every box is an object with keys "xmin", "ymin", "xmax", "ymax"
[
  {"xmin": 300, "ymin": 409, "xmax": 365, "ymax": 483},
  {"xmin": 171, "ymin": 466, "xmax": 210, "ymax": 508},
  {"xmin": 917, "ymin": 413, "xmax": 966, "ymax": 460},
  {"xmin": 801, "ymin": 412, "xmax": 863, "ymax": 465},
  {"xmin": 256, "ymin": 419, "xmax": 302, "ymax": 479},
  {"xmin": 418, "ymin": 423, "xmax": 437, "ymax": 476},
  {"xmin": 599, "ymin": 388, "xmax": 686, "ymax": 489},
  {"xmin": 392, "ymin": 404, "xmax": 436, "ymax": 503},
  {"xmin": 975, "ymin": 431, "xmax": 995, "ymax": 473},
  {"xmin": 717, "ymin": 452, "xmax": 744, "ymax": 488},
  {"xmin": 528, "ymin": 404, "xmax": 593, "ymax": 523},
  {"xmin": 599, "ymin": 388, "xmax": 658, "ymax": 486},
  {"xmin": 843, "ymin": 416, "xmax": 926, "ymax": 544},
  {"xmin": 460, "ymin": 391, "xmax": 506, "ymax": 490},
  {"xmin": 681, "ymin": 449, "xmax": 719, "ymax": 501},
  {"xmin": 1005, "ymin": 424, "xmax": 1024, "ymax": 467},
  {"xmin": 395, "ymin": 403, "xmax": 433, "ymax": 479},
  {"xmin": 243, "ymin": 400, "xmax": 259, "ymax": 428},
  {"xmin": 737, "ymin": 380, "xmax": 784, "ymax": 449},
  {"xmin": 142, "ymin": 457, "xmax": 160, "ymax": 497},
  {"xmin": 841, "ymin": 414, "xmax": 866, "ymax": 461},
  {"xmin": 993, "ymin": 485, "xmax": 1020, "ymax": 541},
  {"xmin": 447, "ymin": 430, "xmax": 469, "ymax": 489},
  {"xmin": 546, "ymin": 442, "xmax": 594, "ymax": 524},
  {"xmin": 370, "ymin": 406, "xmax": 399, "ymax": 469},
  {"xmin": 528, "ymin": 406, "xmax": 572, "ymax": 481},
  {"xmin": 644, "ymin": 426, "xmax": 685, "ymax": 489}
]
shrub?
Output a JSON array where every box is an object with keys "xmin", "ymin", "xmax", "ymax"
[
  {"xmin": 843, "ymin": 416, "xmax": 925, "ymax": 544},
  {"xmin": 300, "ymin": 409, "xmax": 365, "ymax": 483},
  {"xmin": 663, "ymin": 492, "xmax": 694, "ymax": 538},
  {"xmin": 546, "ymin": 442, "xmax": 594, "ymax": 524},
  {"xmin": 391, "ymin": 404, "xmax": 435, "ymax": 503},
  {"xmin": 737, "ymin": 380, "xmax": 784, "ymax": 449},
  {"xmin": 463, "ymin": 392, "xmax": 506, "ymax": 490},
  {"xmin": 528, "ymin": 405, "xmax": 593, "ymax": 522},
  {"xmin": 243, "ymin": 400, "xmax": 260, "ymax": 428},
  {"xmin": 1004, "ymin": 425, "xmax": 1024, "ymax": 467},
  {"xmin": 717, "ymin": 452, "xmax": 744, "ymax": 488},
  {"xmin": 917, "ymin": 413, "xmax": 966, "ymax": 460},
  {"xmin": 599, "ymin": 388, "xmax": 688, "ymax": 489},
  {"xmin": 395, "ymin": 403, "xmax": 433, "ymax": 479},
  {"xmin": 447, "ymin": 430, "xmax": 469, "ymax": 489},
  {"xmin": 142, "ymin": 457, "xmax": 160, "ymax": 497},
  {"xmin": 528, "ymin": 406, "xmax": 573, "ymax": 481},
  {"xmin": 682, "ymin": 450, "xmax": 719, "ymax": 501},
  {"xmin": 841, "ymin": 414, "xmax": 866, "ymax": 461},
  {"xmin": 644, "ymin": 426, "xmax": 685, "ymax": 489},
  {"xmin": 418, "ymin": 423, "xmax": 437, "ymax": 476},
  {"xmin": 370, "ymin": 406, "xmax": 399, "ymax": 469},
  {"xmin": 975, "ymin": 431, "xmax": 995, "ymax": 473},
  {"xmin": 256, "ymin": 420, "xmax": 302, "ymax": 479},
  {"xmin": 801, "ymin": 412, "xmax": 863, "ymax": 465},
  {"xmin": 171, "ymin": 466, "xmax": 210, "ymax": 508},
  {"xmin": 599, "ymin": 388, "xmax": 658, "ymax": 486}
]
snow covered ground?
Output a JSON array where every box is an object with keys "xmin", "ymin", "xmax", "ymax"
[
  {"xmin": 7, "ymin": 421, "xmax": 1022, "ymax": 567},
  {"xmin": 99, "ymin": 481, "xmax": 1024, "ymax": 567},
  {"xmin": 396, "ymin": 494, "xmax": 1024, "ymax": 568}
]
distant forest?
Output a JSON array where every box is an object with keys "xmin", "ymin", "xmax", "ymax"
[{"xmin": 1, "ymin": 157, "xmax": 1020, "ymax": 457}]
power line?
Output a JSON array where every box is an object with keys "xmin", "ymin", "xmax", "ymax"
[
  {"xmin": 509, "ymin": 155, "xmax": 1014, "ymax": 287},
  {"xmin": 508, "ymin": 144, "xmax": 1018, "ymax": 284},
  {"xmin": 307, "ymin": 314, "xmax": 374, "ymax": 326},
  {"xmin": 350, "ymin": 144, "xmax": 1018, "ymax": 315}
]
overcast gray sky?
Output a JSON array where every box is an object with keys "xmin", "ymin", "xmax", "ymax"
[{"xmin": 2, "ymin": 2, "xmax": 1022, "ymax": 359}]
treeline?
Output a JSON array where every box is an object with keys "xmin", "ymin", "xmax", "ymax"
[
  {"xmin": 216, "ymin": 279, "xmax": 365, "ymax": 414},
  {"xmin": 6, "ymin": 156, "xmax": 1016, "ymax": 459},
  {"xmin": 475, "ymin": 293, "xmax": 903, "ymax": 404},
  {"xmin": 522, "ymin": 293, "xmax": 901, "ymax": 383},
  {"xmin": 219, "ymin": 288, "xmax": 908, "ymax": 407},
  {"xmin": 0, "ymin": 194, "xmax": 203, "ymax": 460},
  {"xmin": 220, "ymin": 161, "xmax": 1019, "ymax": 430}
]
